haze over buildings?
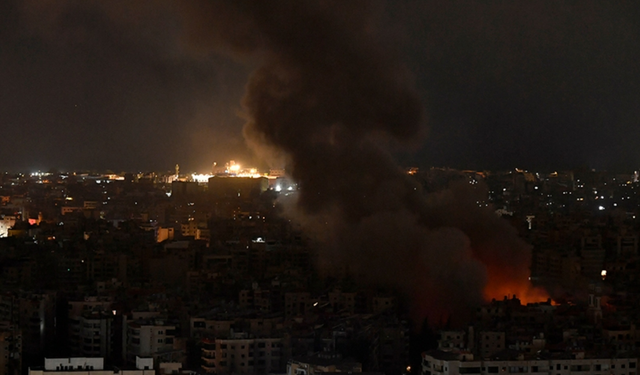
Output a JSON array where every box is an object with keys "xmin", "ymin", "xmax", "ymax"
[
  {"xmin": 0, "ymin": 166, "xmax": 640, "ymax": 375},
  {"xmin": 3, "ymin": 1, "xmax": 640, "ymax": 375}
]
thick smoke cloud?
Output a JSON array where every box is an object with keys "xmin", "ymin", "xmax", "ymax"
[
  {"xmin": 9, "ymin": 0, "xmax": 538, "ymax": 322},
  {"xmin": 7, "ymin": 0, "xmax": 537, "ymax": 322},
  {"xmin": 180, "ymin": 1, "xmax": 536, "ymax": 323}
]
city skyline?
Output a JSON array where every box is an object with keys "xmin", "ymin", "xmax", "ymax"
[
  {"xmin": 0, "ymin": 145, "xmax": 639, "ymax": 374},
  {"xmin": 2, "ymin": 3, "xmax": 640, "ymax": 372}
]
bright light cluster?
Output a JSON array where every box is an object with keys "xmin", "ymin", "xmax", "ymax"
[{"xmin": 191, "ymin": 174, "xmax": 214, "ymax": 183}]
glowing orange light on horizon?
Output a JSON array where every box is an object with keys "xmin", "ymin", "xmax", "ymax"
[{"xmin": 484, "ymin": 281, "xmax": 556, "ymax": 305}]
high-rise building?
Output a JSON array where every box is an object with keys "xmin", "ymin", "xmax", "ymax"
[{"xmin": 0, "ymin": 323, "xmax": 21, "ymax": 375}]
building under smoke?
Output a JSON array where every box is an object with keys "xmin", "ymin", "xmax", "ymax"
[
  {"xmin": 177, "ymin": 0, "xmax": 541, "ymax": 324},
  {"xmin": 207, "ymin": 176, "xmax": 268, "ymax": 200}
]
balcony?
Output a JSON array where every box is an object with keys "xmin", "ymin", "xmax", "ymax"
[
  {"xmin": 201, "ymin": 364, "xmax": 216, "ymax": 373},
  {"xmin": 202, "ymin": 351, "xmax": 216, "ymax": 359},
  {"xmin": 202, "ymin": 356, "xmax": 216, "ymax": 364}
]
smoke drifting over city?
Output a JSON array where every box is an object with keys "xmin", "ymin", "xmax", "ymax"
[
  {"xmin": 178, "ymin": 0, "xmax": 541, "ymax": 323},
  {"xmin": 6, "ymin": 2, "xmax": 640, "ymax": 373},
  {"xmin": 6, "ymin": 0, "xmax": 547, "ymax": 322}
]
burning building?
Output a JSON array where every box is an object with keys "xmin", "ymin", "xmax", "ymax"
[{"xmin": 177, "ymin": 0, "xmax": 546, "ymax": 324}]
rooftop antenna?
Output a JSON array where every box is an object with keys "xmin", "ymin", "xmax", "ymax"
[{"xmin": 526, "ymin": 215, "xmax": 535, "ymax": 230}]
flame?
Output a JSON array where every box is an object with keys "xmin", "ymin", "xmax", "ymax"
[
  {"xmin": 476, "ymin": 250, "xmax": 556, "ymax": 305},
  {"xmin": 484, "ymin": 280, "xmax": 554, "ymax": 305}
]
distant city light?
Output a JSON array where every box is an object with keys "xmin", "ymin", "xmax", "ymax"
[{"xmin": 191, "ymin": 174, "xmax": 214, "ymax": 183}]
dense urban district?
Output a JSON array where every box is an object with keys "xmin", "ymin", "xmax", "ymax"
[{"xmin": 0, "ymin": 163, "xmax": 639, "ymax": 375}]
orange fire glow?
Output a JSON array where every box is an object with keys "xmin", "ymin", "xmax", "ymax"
[
  {"xmin": 484, "ymin": 280, "xmax": 554, "ymax": 305},
  {"xmin": 476, "ymin": 249, "xmax": 556, "ymax": 305}
]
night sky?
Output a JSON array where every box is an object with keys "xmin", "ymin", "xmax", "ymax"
[{"xmin": 1, "ymin": 0, "xmax": 640, "ymax": 172}]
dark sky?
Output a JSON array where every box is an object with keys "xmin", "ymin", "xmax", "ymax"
[{"xmin": 1, "ymin": 0, "xmax": 640, "ymax": 172}]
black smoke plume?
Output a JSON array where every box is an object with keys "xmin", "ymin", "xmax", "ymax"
[{"xmin": 178, "ymin": 0, "xmax": 536, "ymax": 323}]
